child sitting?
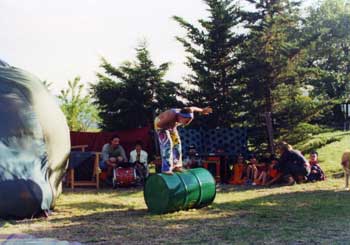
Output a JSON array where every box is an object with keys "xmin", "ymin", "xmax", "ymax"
[
  {"xmin": 254, "ymin": 157, "xmax": 269, "ymax": 185},
  {"xmin": 246, "ymin": 154, "xmax": 267, "ymax": 186},
  {"xmin": 229, "ymin": 154, "xmax": 246, "ymax": 185},
  {"xmin": 246, "ymin": 155, "xmax": 258, "ymax": 185},
  {"xmin": 265, "ymin": 156, "xmax": 281, "ymax": 186},
  {"xmin": 307, "ymin": 151, "xmax": 325, "ymax": 182}
]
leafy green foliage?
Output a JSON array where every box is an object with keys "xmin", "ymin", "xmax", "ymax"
[
  {"xmin": 3, "ymin": 131, "xmax": 350, "ymax": 244},
  {"xmin": 280, "ymin": 122, "xmax": 328, "ymax": 145},
  {"xmin": 58, "ymin": 76, "xmax": 101, "ymax": 131},
  {"xmin": 91, "ymin": 42, "xmax": 183, "ymax": 131},
  {"xmin": 57, "ymin": 0, "xmax": 350, "ymax": 151},
  {"xmin": 174, "ymin": 0, "xmax": 245, "ymax": 128},
  {"xmin": 239, "ymin": 0, "xmax": 318, "ymax": 151},
  {"xmin": 303, "ymin": 0, "xmax": 350, "ymax": 125},
  {"xmin": 305, "ymin": 0, "xmax": 350, "ymax": 100},
  {"xmin": 294, "ymin": 130, "xmax": 346, "ymax": 156}
]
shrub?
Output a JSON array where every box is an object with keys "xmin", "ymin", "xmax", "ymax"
[{"xmin": 279, "ymin": 123, "xmax": 328, "ymax": 145}]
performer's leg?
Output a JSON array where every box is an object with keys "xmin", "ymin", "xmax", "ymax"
[
  {"xmin": 170, "ymin": 129, "xmax": 183, "ymax": 169},
  {"xmin": 157, "ymin": 130, "xmax": 174, "ymax": 173}
]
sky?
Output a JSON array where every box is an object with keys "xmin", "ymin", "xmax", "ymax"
[{"xmin": 0, "ymin": 0, "xmax": 316, "ymax": 95}]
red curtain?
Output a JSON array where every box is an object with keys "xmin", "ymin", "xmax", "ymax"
[{"xmin": 70, "ymin": 126, "xmax": 153, "ymax": 156}]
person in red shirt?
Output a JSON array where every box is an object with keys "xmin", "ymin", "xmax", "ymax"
[{"xmin": 265, "ymin": 156, "xmax": 280, "ymax": 186}]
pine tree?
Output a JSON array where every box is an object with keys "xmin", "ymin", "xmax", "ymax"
[
  {"xmin": 174, "ymin": 0, "xmax": 245, "ymax": 128},
  {"xmin": 303, "ymin": 0, "xmax": 350, "ymax": 125},
  {"xmin": 91, "ymin": 42, "xmax": 183, "ymax": 131},
  {"xmin": 239, "ymin": 0, "xmax": 308, "ymax": 151}
]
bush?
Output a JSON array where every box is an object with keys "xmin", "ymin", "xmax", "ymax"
[
  {"xmin": 295, "ymin": 135, "xmax": 341, "ymax": 154},
  {"xmin": 279, "ymin": 123, "xmax": 328, "ymax": 145}
]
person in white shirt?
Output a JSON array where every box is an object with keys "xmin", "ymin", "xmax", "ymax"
[
  {"xmin": 129, "ymin": 141, "xmax": 149, "ymax": 180},
  {"xmin": 183, "ymin": 145, "xmax": 201, "ymax": 169}
]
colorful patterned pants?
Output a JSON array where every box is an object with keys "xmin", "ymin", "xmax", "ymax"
[{"xmin": 157, "ymin": 128, "xmax": 182, "ymax": 172}]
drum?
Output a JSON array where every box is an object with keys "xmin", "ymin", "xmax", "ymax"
[{"xmin": 114, "ymin": 167, "xmax": 136, "ymax": 187}]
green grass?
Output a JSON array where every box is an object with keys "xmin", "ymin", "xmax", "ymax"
[
  {"xmin": 1, "ymin": 131, "xmax": 350, "ymax": 244},
  {"xmin": 298, "ymin": 130, "xmax": 350, "ymax": 176}
]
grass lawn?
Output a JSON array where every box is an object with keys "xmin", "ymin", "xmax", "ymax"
[{"xmin": 1, "ymin": 131, "xmax": 350, "ymax": 244}]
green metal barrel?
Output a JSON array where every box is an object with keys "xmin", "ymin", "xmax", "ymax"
[
  {"xmin": 189, "ymin": 168, "xmax": 216, "ymax": 208},
  {"xmin": 144, "ymin": 168, "xmax": 216, "ymax": 214}
]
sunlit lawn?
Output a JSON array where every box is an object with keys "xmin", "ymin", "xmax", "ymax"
[{"xmin": 1, "ymin": 131, "xmax": 350, "ymax": 244}]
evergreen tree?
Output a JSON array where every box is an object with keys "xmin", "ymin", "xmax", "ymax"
[
  {"xmin": 91, "ymin": 42, "xmax": 183, "ymax": 131},
  {"xmin": 173, "ymin": 0, "xmax": 245, "ymax": 128},
  {"xmin": 303, "ymin": 0, "xmax": 350, "ymax": 125},
  {"xmin": 239, "ymin": 0, "xmax": 309, "ymax": 151}
]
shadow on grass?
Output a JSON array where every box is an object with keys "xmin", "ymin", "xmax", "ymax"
[
  {"xmin": 57, "ymin": 202, "xmax": 128, "ymax": 211},
  {"xmin": 63, "ymin": 186, "xmax": 144, "ymax": 198},
  {"xmin": 332, "ymin": 171, "xmax": 344, "ymax": 178},
  {"xmin": 20, "ymin": 189, "xmax": 350, "ymax": 244},
  {"xmin": 217, "ymin": 184, "xmax": 270, "ymax": 192}
]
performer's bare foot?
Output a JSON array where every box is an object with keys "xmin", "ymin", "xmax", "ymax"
[
  {"xmin": 162, "ymin": 171, "xmax": 174, "ymax": 175},
  {"xmin": 173, "ymin": 167, "xmax": 184, "ymax": 172}
]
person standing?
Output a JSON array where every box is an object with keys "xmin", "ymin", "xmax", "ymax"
[{"xmin": 154, "ymin": 107, "xmax": 212, "ymax": 174}]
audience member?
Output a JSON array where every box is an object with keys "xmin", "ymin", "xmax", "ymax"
[
  {"xmin": 229, "ymin": 154, "xmax": 246, "ymax": 185},
  {"xmin": 254, "ymin": 156, "xmax": 269, "ymax": 185},
  {"xmin": 129, "ymin": 140, "xmax": 149, "ymax": 180},
  {"xmin": 183, "ymin": 145, "xmax": 201, "ymax": 169},
  {"xmin": 265, "ymin": 156, "xmax": 282, "ymax": 186},
  {"xmin": 253, "ymin": 160, "xmax": 267, "ymax": 186},
  {"xmin": 246, "ymin": 155, "xmax": 258, "ymax": 185},
  {"xmin": 274, "ymin": 141, "xmax": 310, "ymax": 185},
  {"xmin": 307, "ymin": 151, "xmax": 325, "ymax": 182},
  {"xmin": 100, "ymin": 135, "xmax": 128, "ymax": 179}
]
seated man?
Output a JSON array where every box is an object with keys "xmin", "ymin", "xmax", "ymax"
[
  {"xmin": 183, "ymin": 145, "xmax": 201, "ymax": 169},
  {"xmin": 129, "ymin": 140, "xmax": 149, "ymax": 181},
  {"xmin": 100, "ymin": 135, "xmax": 128, "ymax": 180}
]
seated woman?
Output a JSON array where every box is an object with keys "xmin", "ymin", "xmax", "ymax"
[
  {"xmin": 307, "ymin": 151, "xmax": 325, "ymax": 182},
  {"xmin": 271, "ymin": 141, "xmax": 310, "ymax": 185},
  {"xmin": 229, "ymin": 154, "xmax": 246, "ymax": 185}
]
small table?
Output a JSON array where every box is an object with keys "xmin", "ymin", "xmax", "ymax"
[
  {"xmin": 202, "ymin": 158, "xmax": 221, "ymax": 182},
  {"xmin": 200, "ymin": 153, "xmax": 232, "ymax": 183}
]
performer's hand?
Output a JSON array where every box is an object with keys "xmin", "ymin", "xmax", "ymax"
[{"xmin": 202, "ymin": 107, "xmax": 213, "ymax": 115}]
